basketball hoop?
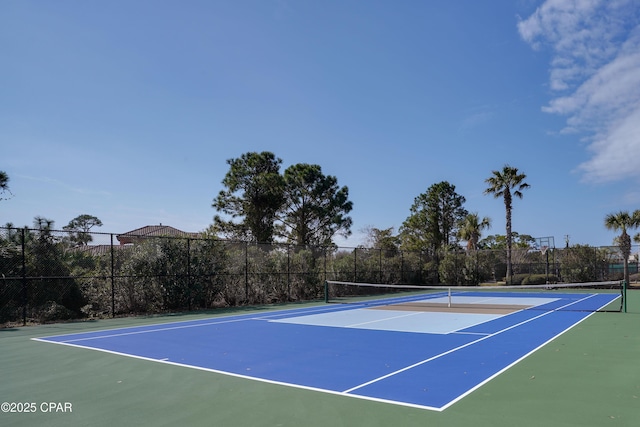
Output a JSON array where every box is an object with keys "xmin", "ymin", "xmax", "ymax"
[{"xmin": 535, "ymin": 236, "xmax": 555, "ymax": 254}]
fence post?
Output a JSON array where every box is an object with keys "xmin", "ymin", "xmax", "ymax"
[
  {"xmin": 353, "ymin": 247, "xmax": 357, "ymax": 282},
  {"xmin": 187, "ymin": 238, "xmax": 192, "ymax": 311},
  {"xmin": 323, "ymin": 247, "xmax": 327, "ymax": 282},
  {"xmin": 378, "ymin": 248, "xmax": 382, "ymax": 284},
  {"xmin": 21, "ymin": 227, "xmax": 27, "ymax": 326},
  {"xmin": 110, "ymin": 234, "xmax": 115, "ymax": 318},
  {"xmin": 245, "ymin": 241, "xmax": 249, "ymax": 301},
  {"xmin": 287, "ymin": 244, "xmax": 291, "ymax": 300}
]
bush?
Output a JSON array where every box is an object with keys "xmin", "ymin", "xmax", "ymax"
[
  {"xmin": 510, "ymin": 274, "xmax": 529, "ymax": 285},
  {"xmin": 521, "ymin": 274, "xmax": 559, "ymax": 285},
  {"xmin": 35, "ymin": 301, "xmax": 77, "ymax": 322},
  {"xmin": 438, "ymin": 252, "xmax": 465, "ymax": 285},
  {"xmin": 493, "ymin": 262, "xmax": 507, "ymax": 282}
]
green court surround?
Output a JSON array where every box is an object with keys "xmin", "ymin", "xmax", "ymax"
[{"xmin": 1, "ymin": 292, "xmax": 638, "ymax": 427}]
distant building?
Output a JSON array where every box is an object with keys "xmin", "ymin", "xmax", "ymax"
[
  {"xmin": 116, "ymin": 224, "xmax": 201, "ymax": 245},
  {"xmin": 73, "ymin": 244, "xmax": 118, "ymax": 256}
]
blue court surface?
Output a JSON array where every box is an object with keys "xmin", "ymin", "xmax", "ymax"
[{"xmin": 33, "ymin": 290, "xmax": 620, "ymax": 411}]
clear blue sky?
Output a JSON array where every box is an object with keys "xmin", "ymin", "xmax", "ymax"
[{"xmin": 2, "ymin": 0, "xmax": 640, "ymax": 248}]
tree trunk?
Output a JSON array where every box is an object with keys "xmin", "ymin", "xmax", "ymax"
[
  {"xmin": 621, "ymin": 232, "xmax": 631, "ymax": 286},
  {"xmin": 505, "ymin": 195, "xmax": 513, "ymax": 284}
]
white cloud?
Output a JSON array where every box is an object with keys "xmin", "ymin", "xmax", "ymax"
[
  {"xmin": 577, "ymin": 104, "xmax": 640, "ymax": 182},
  {"xmin": 518, "ymin": 0, "xmax": 640, "ymax": 183}
]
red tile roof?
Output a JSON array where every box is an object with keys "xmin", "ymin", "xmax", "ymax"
[
  {"xmin": 73, "ymin": 244, "xmax": 121, "ymax": 256},
  {"xmin": 116, "ymin": 225, "xmax": 201, "ymax": 244}
]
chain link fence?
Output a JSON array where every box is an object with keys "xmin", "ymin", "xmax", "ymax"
[{"xmin": 1, "ymin": 226, "xmax": 635, "ymax": 326}]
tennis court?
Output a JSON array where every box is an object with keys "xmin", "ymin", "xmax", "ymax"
[
  {"xmin": 30, "ymin": 283, "xmax": 624, "ymax": 411},
  {"xmin": 2, "ymin": 283, "xmax": 638, "ymax": 427}
]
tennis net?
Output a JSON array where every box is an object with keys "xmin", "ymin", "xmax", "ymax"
[{"xmin": 324, "ymin": 280, "xmax": 626, "ymax": 313}]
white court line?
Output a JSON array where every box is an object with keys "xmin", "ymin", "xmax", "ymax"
[
  {"xmin": 31, "ymin": 292, "xmax": 614, "ymax": 412},
  {"xmin": 453, "ymin": 331, "xmax": 492, "ymax": 336},
  {"xmin": 33, "ymin": 303, "xmax": 354, "ymax": 343},
  {"xmin": 53, "ymin": 317, "xmax": 255, "ymax": 343},
  {"xmin": 342, "ymin": 293, "xmax": 600, "ymax": 394},
  {"xmin": 346, "ymin": 310, "xmax": 424, "ymax": 328},
  {"xmin": 30, "ymin": 337, "xmax": 444, "ymax": 412}
]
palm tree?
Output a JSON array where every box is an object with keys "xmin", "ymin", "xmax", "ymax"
[
  {"xmin": 605, "ymin": 210, "xmax": 640, "ymax": 285},
  {"xmin": 633, "ymin": 209, "xmax": 640, "ymax": 248},
  {"xmin": 458, "ymin": 213, "xmax": 491, "ymax": 251},
  {"xmin": 0, "ymin": 170, "xmax": 11, "ymax": 201},
  {"xmin": 484, "ymin": 165, "xmax": 530, "ymax": 284}
]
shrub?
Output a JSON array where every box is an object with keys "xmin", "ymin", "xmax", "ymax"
[
  {"xmin": 521, "ymin": 274, "xmax": 559, "ymax": 285},
  {"xmin": 510, "ymin": 274, "xmax": 529, "ymax": 285}
]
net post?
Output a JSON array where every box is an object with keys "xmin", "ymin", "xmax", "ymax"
[
  {"xmin": 448, "ymin": 287, "xmax": 451, "ymax": 308},
  {"xmin": 623, "ymin": 280, "xmax": 627, "ymax": 313},
  {"xmin": 324, "ymin": 281, "xmax": 329, "ymax": 303}
]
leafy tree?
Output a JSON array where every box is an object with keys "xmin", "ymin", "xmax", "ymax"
[
  {"xmin": 63, "ymin": 214, "xmax": 103, "ymax": 246},
  {"xmin": 212, "ymin": 152, "xmax": 285, "ymax": 243},
  {"xmin": 484, "ymin": 165, "xmax": 530, "ymax": 284},
  {"xmin": 634, "ymin": 231, "xmax": 640, "ymax": 245},
  {"xmin": 438, "ymin": 248, "xmax": 467, "ymax": 285},
  {"xmin": 604, "ymin": 210, "xmax": 640, "ymax": 285},
  {"xmin": 463, "ymin": 249, "xmax": 498, "ymax": 285},
  {"xmin": 458, "ymin": 213, "xmax": 491, "ymax": 251},
  {"xmin": 24, "ymin": 217, "xmax": 86, "ymax": 319},
  {"xmin": 400, "ymin": 182, "xmax": 467, "ymax": 283},
  {"xmin": 560, "ymin": 244, "xmax": 609, "ymax": 283},
  {"xmin": 280, "ymin": 163, "xmax": 353, "ymax": 246},
  {"xmin": 400, "ymin": 181, "xmax": 467, "ymax": 254},
  {"xmin": 0, "ymin": 171, "xmax": 12, "ymax": 201},
  {"xmin": 1, "ymin": 222, "xmax": 19, "ymax": 244},
  {"xmin": 479, "ymin": 232, "xmax": 535, "ymax": 250},
  {"xmin": 33, "ymin": 216, "xmax": 55, "ymax": 243},
  {"xmin": 362, "ymin": 226, "xmax": 400, "ymax": 256}
]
